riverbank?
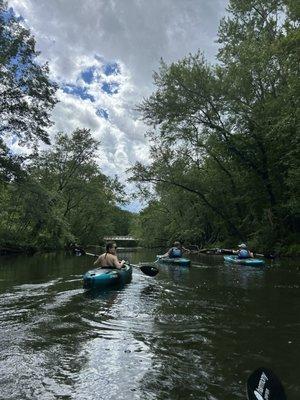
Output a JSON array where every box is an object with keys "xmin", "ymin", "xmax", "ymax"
[
  {"xmin": 0, "ymin": 245, "xmax": 37, "ymax": 256},
  {"xmin": 1, "ymin": 242, "xmax": 300, "ymax": 258}
]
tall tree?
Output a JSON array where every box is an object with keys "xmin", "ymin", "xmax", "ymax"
[
  {"xmin": 29, "ymin": 129, "xmax": 127, "ymax": 246},
  {"xmin": 130, "ymin": 0, "xmax": 299, "ymax": 252},
  {"xmin": 0, "ymin": 0, "xmax": 57, "ymax": 180}
]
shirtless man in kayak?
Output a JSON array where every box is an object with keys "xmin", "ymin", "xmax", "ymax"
[{"xmin": 93, "ymin": 242, "xmax": 125, "ymax": 269}]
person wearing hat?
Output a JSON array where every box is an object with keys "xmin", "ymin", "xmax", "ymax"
[{"xmin": 234, "ymin": 243, "xmax": 253, "ymax": 259}]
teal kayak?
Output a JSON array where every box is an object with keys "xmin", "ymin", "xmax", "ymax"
[
  {"xmin": 83, "ymin": 264, "xmax": 132, "ymax": 289},
  {"xmin": 224, "ymin": 255, "xmax": 265, "ymax": 266},
  {"xmin": 157, "ymin": 255, "xmax": 191, "ymax": 267}
]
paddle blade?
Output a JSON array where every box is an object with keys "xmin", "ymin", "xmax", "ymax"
[
  {"xmin": 140, "ymin": 264, "xmax": 159, "ymax": 277},
  {"xmin": 247, "ymin": 368, "xmax": 286, "ymax": 400}
]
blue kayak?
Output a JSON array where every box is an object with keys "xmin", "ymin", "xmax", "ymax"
[
  {"xmin": 224, "ymin": 255, "xmax": 265, "ymax": 266},
  {"xmin": 83, "ymin": 264, "xmax": 132, "ymax": 289},
  {"xmin": 157, "ymin": 255, "xmax": 191, "ymax": 267}
]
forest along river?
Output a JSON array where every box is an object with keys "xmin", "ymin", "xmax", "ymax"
[{"xmin": 0, "ymin": 250, "xmax": 299, "ymax": 400}]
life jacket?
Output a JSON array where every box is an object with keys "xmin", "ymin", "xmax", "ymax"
[
  {"xmin": 169, "ymin": 247, "xmax": 182, "ymax": 258},
  {"xmin": 238, "ymin": 249, "xmax": 250, "ymax": 259}
]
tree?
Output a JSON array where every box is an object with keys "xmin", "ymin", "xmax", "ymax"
[
  {"xmin": 28, "ymin": 129, "xmax": 127, "ymax": 246},
  {"xmin": 0, "ymin": 1, "xmax": 57, "ymax": 180},
  {"xmin": 0, "ymin": 128, "xmax": 131, "ymax": 250},
  {"xmin": 130, "ymin": 0, "xmax": 300, "ymax": 252}
]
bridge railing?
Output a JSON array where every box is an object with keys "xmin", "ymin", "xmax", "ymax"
[{"xmin": 103, "ymin": 236, "xmax": 138, "ymax": 241}]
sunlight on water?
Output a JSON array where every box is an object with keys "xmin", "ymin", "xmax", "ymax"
[{"xmin": 0, "ymin": 251, "xmax": 299, "ymax": 399}]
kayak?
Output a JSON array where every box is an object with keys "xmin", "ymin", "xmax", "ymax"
[
  {"xmin": 83, "ymin": 264, "xmax": 132, "ymax": 289},
  {"xmin": 157, "ymin": 255, "xmax": 191, "ymax": 267},
  {"xmin": 224, "ymin": 255, "xmax": 265, "ymax": 266}
]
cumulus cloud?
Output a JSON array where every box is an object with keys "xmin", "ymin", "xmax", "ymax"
[{"xmin": 8, "ymin": 0, "xmax": 228, "ymax": 210}]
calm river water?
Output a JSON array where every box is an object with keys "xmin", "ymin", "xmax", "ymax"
[{"xmin": 0, "ymin": 250, "xmax": 299, "ymax": 399}]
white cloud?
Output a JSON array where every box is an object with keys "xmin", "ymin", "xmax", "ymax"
[{"xmin": 8, "ymin": 0, "xmax": 228, "ymax": 211}]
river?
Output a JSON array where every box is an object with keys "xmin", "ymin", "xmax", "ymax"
[{"xmin": 0, "ymin": 250, "xmax": 299, "ymax": 399}]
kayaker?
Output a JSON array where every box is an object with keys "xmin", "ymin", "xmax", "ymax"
[
  {"xmin": 234, "ymin": 243, "xmax": 254, "ymax": 259},
  {"xmin": 74, "ymin": 244, "xmax": 85, "ymax": 256},
  {"xmin": 162, "ymin": 241, "xmax": 189, "ymax": 259},
  {"xmin": 93, "ymin": 242, "xmax": 125, "ymax": 269},
  {"xmin": 70, "ymin": 243, "xmax": 85, "ymax": 256}
]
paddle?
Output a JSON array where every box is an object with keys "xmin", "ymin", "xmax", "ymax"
[
  {"xmin": 132, "ymin": 263, "xmax": 159, "ymax": 277},
  {"xmin": 246, "ymin": 368, "xmax": 286, "ymax": 400},
  {"xmin": 220, "ymin": 248, "xmax": 275, "ymax": 259},
  {"xmin": 84, "ymin": 252, "xmax": 159, "ymax": 277}
]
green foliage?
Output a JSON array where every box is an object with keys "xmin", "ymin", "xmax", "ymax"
[
  {"xmin": 130, "ymin": 0, "xmax": 300, "ymax": 252},
  {"xmin": 0, "ymin": 2, "xmax": 132, "ymax": 252},
  {"xmin": 0, "ymin": 129, "xmax": 132, "ymax": 250},
  {"xmin": 0, "ymin": 1, "xmax": 57, "ymax": 145},
  {"xmin": 132, "ymin": 201, "xmax": 170, "ymax": 247},
  {"xmin": 0, "ymin": 0, "xmax": 57, "ymax": 184}
]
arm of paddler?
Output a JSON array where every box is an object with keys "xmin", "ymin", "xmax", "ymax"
[
  {"xmin": 113, "ymin": 255, "xmax": 125, "ymax": 269},
  {"xmin": 182, "ymin": 246, "xmax": 190, "ymax": 253},
  {"xmin": 93, "ymin": 255, "xmax": 102, "ymax": 266},
  {"xmin": 161, "ymin": 248, "xmax": 171, "ymax": 258}
]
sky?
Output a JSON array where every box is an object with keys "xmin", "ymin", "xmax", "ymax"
[{"xmin": 8, "ymin": 0, "xmax": 228, "ymax": 212}]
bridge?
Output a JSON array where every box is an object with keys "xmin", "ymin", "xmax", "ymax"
[
  {"xmin": 86, "ymin": 236, "xmax": 140, "ymax": 252},
  {"xmin": 103, "ymin": 236, "xmax": 138, "ymax": 242}
]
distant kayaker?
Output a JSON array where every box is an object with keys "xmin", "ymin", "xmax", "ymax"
[
  {"xmin": 70, "ymin": 243, "xmax": 85, "ymax": 256},
  {"xmin": 162, "ymin": 241, "xmax": 189, "ymax": 259},
  {"xmin": 234, "ymin": 243, "xmax": 254, "ymax": 259},
  {"xmin": 93, "ymin": 242, "xmax": 125, "ymax": 269}
]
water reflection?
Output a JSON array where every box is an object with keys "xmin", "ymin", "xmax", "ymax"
[
  {"xmin": 156, "ymin": 262, "xmax": 190, "ymax": 284},
  {"xmin": 0, "ymin": 251, "xmax": 299, "ymax": 399},
  {"xmin": 73, "ymin": 275, "xmax": 159, "ymax": 399}
]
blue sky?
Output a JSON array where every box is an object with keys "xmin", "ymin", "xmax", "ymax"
[{"xmin": 8, "ymin": 0, "xmax": 228, "ymax": 212}]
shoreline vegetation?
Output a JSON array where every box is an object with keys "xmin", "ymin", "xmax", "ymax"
[
  {"xmin": 128, "ymin": 2, "xmax": 299, "ymax": 257},
  {"xmin": 1, "ymin": 243, "xmax": 299, "ymax": 258},
  {"xmin": 0, "ymin": 1, "xmax": 299, "ymax": 258}
]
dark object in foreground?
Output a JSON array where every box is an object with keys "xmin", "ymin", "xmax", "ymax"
[
  {"xmin": 247, "ymin": 368, "xmax": 286, "ymax": 400},
  {"xmin": 139, "ymin": 264, "xmax": 159, "ymax": 277}
]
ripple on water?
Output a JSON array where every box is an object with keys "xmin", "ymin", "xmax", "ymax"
[{"xmin": 0, "ymin": 252, "xmax": 299, "ymax": 399}]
